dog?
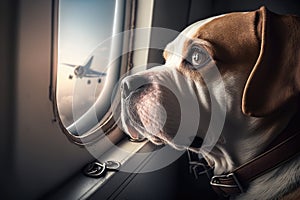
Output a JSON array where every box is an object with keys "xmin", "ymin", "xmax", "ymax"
[{"xmin": 119, "ymin": 6, "xmax": 300, "ymax": 199}]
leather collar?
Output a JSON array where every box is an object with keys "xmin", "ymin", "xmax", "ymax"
[{"xmin": 210, "ymin": 111, "xmax": 300, "ymax": 197}]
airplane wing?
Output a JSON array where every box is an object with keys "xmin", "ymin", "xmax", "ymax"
[
  {"xmin": 84, "ymin": 74, "xmax": 100, "ymax": 78},
  {"xmin": 86, "ymin": 69, "xmax": 107, "ymax": 77},
  {"xmin": 61, "ymin": 63, "xmax": 77, "ymax": 68},
  {"xmin": 84, "ymin": 56, "xmax": 94, "ymax": 69},
  {"xmin": 62, "ymin": 55, "xmax": 94, "ymax": 69}
]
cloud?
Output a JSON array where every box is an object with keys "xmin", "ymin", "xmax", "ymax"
[
  {"xmin": 57, "ymin": 95, "xmax": 74, "ymax": 127},
  {"xmin": 57, "ymin": 92, "xmax": 98, "ymax": 128},
  {"xmin": 56, "ymin": 74, "xmax": 108, "ymax": 129}
]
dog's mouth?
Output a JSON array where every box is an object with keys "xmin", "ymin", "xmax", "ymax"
[{"xmin": 121, "ymin": 83, "xmax": 182, "ymax": 147}]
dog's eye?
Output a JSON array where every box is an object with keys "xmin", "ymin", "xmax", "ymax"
[{"xmin": 187, "ymin": 46, "xmax": 211, "ymax": 69}]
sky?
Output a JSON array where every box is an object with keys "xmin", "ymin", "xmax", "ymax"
[{"xmin": 56, "ymin": 0, "xmax": 116, "ymax": 127}]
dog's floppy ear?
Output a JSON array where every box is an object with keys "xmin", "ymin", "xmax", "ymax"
[{"xmin": 242, "ymin": 7, "xmax": 300, "ymax": 117}]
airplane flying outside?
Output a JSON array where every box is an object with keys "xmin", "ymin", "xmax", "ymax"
[{"xmin": 62, "ymin": 56, "xmax": 106, "ymax": 84}]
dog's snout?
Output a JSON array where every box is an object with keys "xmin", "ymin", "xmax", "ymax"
[{"xmin": 121, "ymin": 75, "xmax": 148, "ymax": 98}]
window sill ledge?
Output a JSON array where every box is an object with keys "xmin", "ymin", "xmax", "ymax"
[{"xmin": 44, "ymin": 137, "xmax": 152, "ymax": 200}]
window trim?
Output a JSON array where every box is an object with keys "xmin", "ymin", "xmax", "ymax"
[{"xmin": 50, "ymin": 0, "xmax": 137, "ymax": 145}]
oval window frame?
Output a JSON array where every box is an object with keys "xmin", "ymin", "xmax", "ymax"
[{"xmin": 50, "ymin": 0, "xmax": 137, "ymax": 145}]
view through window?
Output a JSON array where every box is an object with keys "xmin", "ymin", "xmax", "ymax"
[{"xmin": 56, "ymin": 0, "xmax": 124, "ymax": 136}]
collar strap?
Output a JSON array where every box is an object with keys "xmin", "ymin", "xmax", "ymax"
[{"xmin": 210, "ymin": 113, "xmax": 300, "ymax": 197}]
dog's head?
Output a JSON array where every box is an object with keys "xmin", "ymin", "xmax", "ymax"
[{"xmin": 120, "ymin": 7, "xmax": 300, "ymax": 172}]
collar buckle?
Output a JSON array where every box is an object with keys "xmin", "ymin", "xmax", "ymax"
[{"xmin": 210, "ymin": 173, "xmax": 244, "ymax": 196}]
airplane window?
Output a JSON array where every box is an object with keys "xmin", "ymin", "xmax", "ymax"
[{"xmin": 54, "ymin": 0, "xmax": 131, "ymax": 141}]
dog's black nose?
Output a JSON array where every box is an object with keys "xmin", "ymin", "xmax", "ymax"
[{"xmin": 121, "ymin": 75, "xmax": 148, "ymax": 98}]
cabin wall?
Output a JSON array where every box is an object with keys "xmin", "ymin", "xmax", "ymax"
[
  {"xmin": 0, "ymin": 0, "xmax": 19, "ymax": 197},
  {"xmin": 1, "ymin": 0, "xmax": 300, "ymax": 199},
  {"xmin": 1, "ymin": 1, "xmax": 96, "ymax": 199}
]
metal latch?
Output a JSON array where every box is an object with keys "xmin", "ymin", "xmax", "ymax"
[{"xmin": 83, "ymin": 160, "xmax": 121, "ymax": 178}]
